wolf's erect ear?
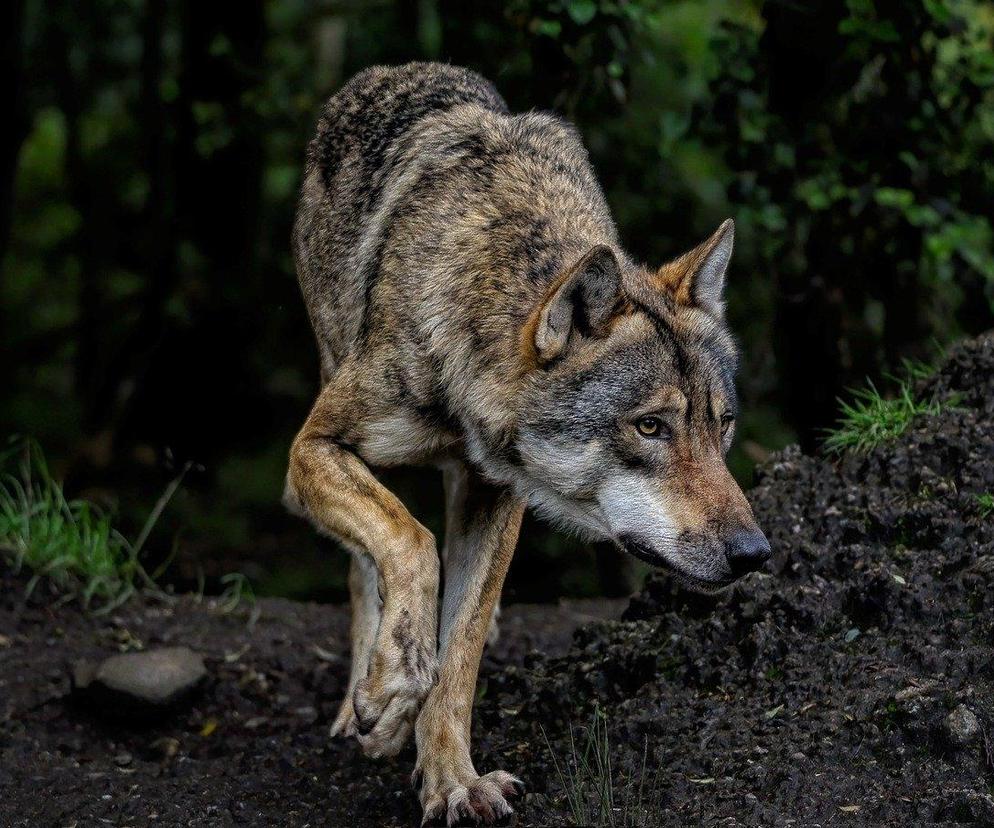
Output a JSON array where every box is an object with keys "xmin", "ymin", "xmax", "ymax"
[
  {"xmin": 657, "ymin": 219, "xmax": 734, "ymax": 316},
  {"xmin": 534, "ymin": 245, "xmax": 622, "ymax": 363}
]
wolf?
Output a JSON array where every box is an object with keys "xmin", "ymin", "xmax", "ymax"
[{"xmin": 285, "ymin": 62, "xmax": 770, "ymax": 826}]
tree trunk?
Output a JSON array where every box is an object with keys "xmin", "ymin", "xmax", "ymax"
[{"xmin": 0, "ymin": 0, "xmax": 28, "ymax": 282}]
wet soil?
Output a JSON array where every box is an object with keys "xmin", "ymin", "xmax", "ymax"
[
  {"xmin": 3, "ymin": 333, "xmax": 993, "ymax": 827},
  {"xmin": 0, "ymin": 577, "xmax": 624, "ymax": 827}
]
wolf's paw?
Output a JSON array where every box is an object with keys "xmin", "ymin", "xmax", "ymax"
[
  {"xmin": 352, "ymin": 641, "xmax": 437, "ymax": 758},
  {"xmin": 417, "ymin": 768, "xmax": 524, "ymax": 827}
]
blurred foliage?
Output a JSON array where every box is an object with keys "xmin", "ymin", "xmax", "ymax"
[
  {"xmin": 2, "ymin": 0, "xmax": 992, "ymax": 601},
  {"xmin": 699, "ymin": 0, "xmax": 994, "ymax": 438}
]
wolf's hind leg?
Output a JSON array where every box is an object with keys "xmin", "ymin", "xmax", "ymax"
[
  {"xmin": 415, "ymin": 462, "xmax": 525, "ymax": 827},
  {"xmin": 330, "ymin": 551, "xmax": 381, "ymax": 738},
  {"xmin": 287, "ymin": 379, "xmax": 440, "ymax": 758}
]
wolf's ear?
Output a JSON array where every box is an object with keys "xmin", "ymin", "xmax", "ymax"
[
  {"xmin": 657, "ymin": 219, "xmax": 734, "ymax": 316},
  {"xmin": 534, "ymin": 245, "xmax": 622, "ymax": 363}
]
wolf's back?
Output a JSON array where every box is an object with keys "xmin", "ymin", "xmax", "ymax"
[
  {"xmin": 308, "ymin": 62, "xmax": 508, "ymax": 189},
  {"xmin": 293, "ymin": 63, "xmax": 613, "ymax": 382},
  {"xmin": 293, "ymin": 63, "xmax": 511, "ymax": 373}
]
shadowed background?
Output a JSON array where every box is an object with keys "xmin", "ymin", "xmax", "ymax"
[{"xmin": 3, "ymin": 0, "xmax": 993, "ymax": 602}]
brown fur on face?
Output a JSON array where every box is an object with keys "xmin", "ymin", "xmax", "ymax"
[{"xmin": 668, "ymin": 447, "xmax": 757, "ymax": 536}]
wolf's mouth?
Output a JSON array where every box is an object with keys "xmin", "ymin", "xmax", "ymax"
[{"xmin": 620, "ymin": 539, "xmax": 734, "ymax": 595}]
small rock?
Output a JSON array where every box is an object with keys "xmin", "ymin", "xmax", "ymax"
[
  {"xmin": 113, "ymin": 752, "xmax": 132, "ymax": 767},
  {"xmin": 73, "ymin": 646, "xmax": 206, "ymax": 719},
  {"xmin": 944, "ymin": 704, "xmax": 981, "ymax": 748}
]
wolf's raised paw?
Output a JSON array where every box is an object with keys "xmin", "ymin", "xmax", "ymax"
[
  {"xmin": 353, "ymin": 675, "xmax": 434, "ymax": 758},
  {"xmin": 352, "ymin": 647, "xmax": 437, "ymax": 758},
  {"xmin": 419, "ymin": 770, "xmax": 524, "ymax": 827}
]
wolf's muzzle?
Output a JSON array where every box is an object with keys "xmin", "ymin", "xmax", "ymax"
[{"xmin": 723, "ymin": 530, "xmax": 771, "ymax": 577}]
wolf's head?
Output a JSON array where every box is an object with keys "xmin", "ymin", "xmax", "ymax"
[{"xmin": 516, "ymin": 220, "xmax": 769, "ymax": 593}]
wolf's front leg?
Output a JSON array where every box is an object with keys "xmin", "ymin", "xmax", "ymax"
[
  {"xmin": 287, "ymin": 382, "xmax": 440, "ymax": 758},
  {"xmin": 415, "ymin": 464, "xmax": 525, "ymax": 827}
]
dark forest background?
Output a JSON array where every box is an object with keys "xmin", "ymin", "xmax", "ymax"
[{"xmin": 3, "ymin": 0, "xmax": 993, "ymax": 603}]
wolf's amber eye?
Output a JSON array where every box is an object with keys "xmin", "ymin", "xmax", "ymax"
[
  {"xmin": 720, "ymin": 412, "xmax": 735, "ymax": 435},
  {"xmin": 636, "ymin": 416, "xmax": 669, "ymax": 439}
]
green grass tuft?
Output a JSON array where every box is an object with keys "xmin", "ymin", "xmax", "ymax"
[
  {"xmin": 544, "ymin": 707, "xmax": 654, "ymax": 828},
  {"xmin": 823, "ymin": 379, "xmax": 955, "ymax": 455},
  {"xmin": 976, "ymin": 493, "xmax": 994, "ymax": 518},
  {"xmin": 1, "ymin": 438, "xmax": 259, "ymax": 618},
  {"xmin": 0, "ymin": 439, "xmax": 182, "ymax": 613}
]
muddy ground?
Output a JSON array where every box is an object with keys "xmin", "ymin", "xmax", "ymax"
[{"xmin": 2, "ymin": 333, "xmax": 993, "ymax": 827}]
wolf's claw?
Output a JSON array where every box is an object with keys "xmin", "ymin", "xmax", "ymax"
[
  {"xmin": 419, "ymin": 770, "xmax": 523, "ymax": 827},
  {"xmin": 329, "ymin": 695, "xmax": 358, "ymax": 739}
]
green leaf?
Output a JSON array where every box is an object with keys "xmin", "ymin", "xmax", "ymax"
[
  {"xmin": 922, "ymin": 0, "xmax": 953, "ymax": 24},
  {"xmin": 873, "ymin": 187, "xmax": 914, "ymax": 209},
  {"xmin": 567, "ymin": 0, "xmax": 597, "ymax": 26},
  {"xmin": 905, "ymin": 205, "xmax": 941, "ymax": 228},
  {"xmin": 839, "ymin": 16, "xmax": 900, "ymax": 43},
  {"xmin": 534, "ymin": 19, "xmax": 562, "ymax": 38}
]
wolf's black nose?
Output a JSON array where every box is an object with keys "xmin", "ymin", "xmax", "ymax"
[{"xmin": 724, "ymin": 530, "xmax": 771, "ymax": 577}]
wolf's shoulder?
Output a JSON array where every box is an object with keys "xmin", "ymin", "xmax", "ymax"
[{"xmin": 308, "ymin": 62, "xmax": 509, "ymax": 179}]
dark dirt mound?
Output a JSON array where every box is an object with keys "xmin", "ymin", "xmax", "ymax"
[
  {"xmin": 480, "ymin": 333, "xmax": 994, "ymax": 826},
  {"xmin": 2, "ymin": 333, "xmax": 993, "ymax": 827}
]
